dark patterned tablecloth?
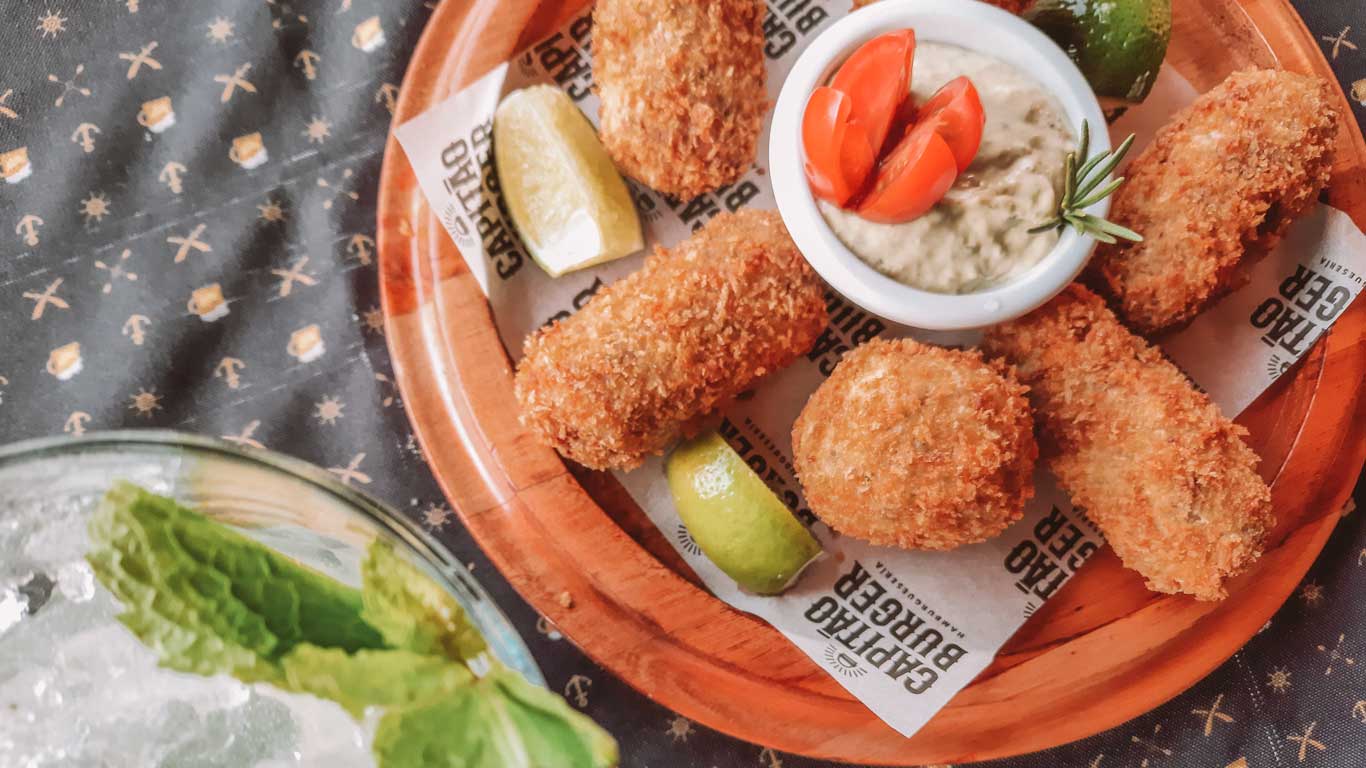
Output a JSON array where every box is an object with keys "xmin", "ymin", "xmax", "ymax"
[{"xmin": 1, "ymin": 2, "xmax": 1363, "ymax": 766}]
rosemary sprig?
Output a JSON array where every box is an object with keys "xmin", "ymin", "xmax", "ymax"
[{"xmin": 1029, "ymin": 121, "xmax": 1143, "ymax": 245}]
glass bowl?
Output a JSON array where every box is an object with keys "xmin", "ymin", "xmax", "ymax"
[{"xmin": 0, "ymin": 430, "xmax": 541, "ymax": 767}]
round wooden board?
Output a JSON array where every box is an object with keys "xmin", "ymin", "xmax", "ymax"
[{"xmin": 377, "ymin": 1, "xmax": 1366, "ymax": 763}]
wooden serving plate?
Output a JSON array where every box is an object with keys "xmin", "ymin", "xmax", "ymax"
[{"xmin": 377, "ymin": 0, "xmax": 1366, "ymax": 763}]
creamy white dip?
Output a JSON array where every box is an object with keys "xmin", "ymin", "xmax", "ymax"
[{"xmin": 819, "ymin": 42, "xmax": 1073, "ymax": 294}]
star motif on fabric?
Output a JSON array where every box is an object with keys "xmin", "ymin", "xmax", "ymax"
[
  {"xmin": 22, "ymin": 278, "xmax": 69, "ymax": 320},
  {"xmin": 1315, "ymin": 633, "xmax": 1356, "ymax": 675},
  {"xmin": 37, "ymin": 10, "xmax": 68, "ymax": 38},
  {"xmin": 1191, "ymin": 694, "xmax": 1234, "ymax": 737},
  {"xmin": 47, "ymin": 65, "xmax": 91, "ymax": 107},
  {"xmin": 129, "ymin": 388, "xmax": 163, "ymax": 418},
  {"xmin": 270, "ymin": 256, "xmax": 318, "ymax": 297},
  {"xmin": 223, "ymin": 420, "xmax": 265, "ymax": 450},
  {"xmin": 213, "ymin": 63, "xmax": 258, "ymax": 103},
  {"xmin": 328, "ymin": 453, "xmax": 372, "ymax": 486},
  {"xmin": 1267, "ymin": 667, "xmax": 1292, "ymax": 694},
  {"xmin": 1286, "ymin": 722, "xmax": 1326, "ymax": 762},
  {"xmin": 303, "ymin": 115, "xmax": 332, "ymax": 144},
  {"xmin": 1128, "ymin": 723, "xmax": 1171, "ymax": 767},
  {"xmin": 167, "ymin": 223, "xmax": 211, "ymax": 263},
  {"xmin": 80, "ymin": 192, "xmax": 111, "ymax": 222},
  {"xmin": 206, "ymin": 17, "xmax": 235, "ymax": 43},
  {"xmin": 666, "ymin": 715, "xmax": 694, "ymax": 743},
  {"xmin": 94, "ymin": 249, "xmax": 137, "ymax": 294},
  {"xmin": 314, "ymin": 395, "xmax": 345, "ymax": 425},
  {"xmin": 318, "ymin": 168, "xmax": 359, "ymax": 210},
  {"xmin": 360, "ymin": 306, "xmax": 384, "ymax": 334},
  {"xmin": 257, "ymin": 198, "xmax": 287, "ymax": 223},
  {"xmin": 117, "ymin": 42, "xmax": 162, "ymax": 80},
  {"xmin": 1321, "ymin": 27, "xmax": 1358, "ymax": 60},
  {"xmin": 420, "ymin": 503, "xmax": 452, "ymax": 529},
  {"xmin": 1299, "ymin": 581, "xmax": 1325, "ymax": 607}
]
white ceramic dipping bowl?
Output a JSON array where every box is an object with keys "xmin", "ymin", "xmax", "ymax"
[{"xmin": 770, "ymin": 0, "xmax": 1111, "ymax": 330}]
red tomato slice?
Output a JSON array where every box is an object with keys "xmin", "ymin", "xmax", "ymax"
[
  {"xmin": 856, "ymin": 122, "xmax": 958, "ymax": 224},
  {"xmin": 830, "ymin": 29, "xmax": 915, "ymax": 157},
  {"xmin": 839, "ymin": 120, "xmax": 876, "ymax": 205},
  {"xmin": 802, "ymin": 87, "xmax": 854, "ymax": 205},
  {"xmin": 884, "ymin": 94, "xmax": 919, "ymax": 154},
  {"xmin": 916, "ymin": 76, "xmax": 985, "ymax": 172},
  {"xmin": 802, "ymin": 87, "xmax": 875, "ymax": 206}
]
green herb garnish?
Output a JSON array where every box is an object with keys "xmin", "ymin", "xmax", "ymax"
[
  {"xmin": 87, "ymin": 482, "xmax": 618, "ymax": 768},
  {"xmin": 1029, "ymin": 120, "xmax": 1143, "ymax": 244}
]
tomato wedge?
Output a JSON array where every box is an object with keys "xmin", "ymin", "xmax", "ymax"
[
  {"xmin": 830, "ymin": 29, "xmax": 915, "ymax": 157},
  {"xmin": 802, "ymin": 86, "xmax": 875, "ymax": 206},
  {"xmin": 916, "ymin": 76, "xmax": 985, "ymax": 172},
  {"xmin": 856, "ymin": 122, "xmax": 958, "ymax": 224}
]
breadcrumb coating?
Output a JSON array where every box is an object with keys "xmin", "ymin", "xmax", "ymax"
[
  {"xmin": 791, "ymin": 338, "xmax": 1037, "ymax": 550},
  {"xmin": 593, "ymin": 0, "xmax": 767, "ymax": 200},
  {"xmin": 852, "ymin": 0, "xmax": 1036, "ymax": 14},
  {"xmin": 1090, "ymin": 69, "xmax": 1337, "ymax": 334},
  {"xmin": 515, "ymin": 210, "xmax": 827, "ymax": 471},
  {"xmin": 981, "ymin": 285, "xmax": 1274, "ymax": 601}
]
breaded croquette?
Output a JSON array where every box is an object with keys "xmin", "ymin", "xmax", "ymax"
[
  {"xmin": 1091, "ymin": 69, "xmax": 1338, "ymax": 334},
  {"xmin": 515, "ymin": 210, "xmax": 827, "ymax": 471},
  {"xmin": 791, "ymin": 339, "xmax": 1037, "ymax": 550},
  {"xmin": 982, "ymin": 285, "xmax": 1274, "ymax": 601},
  {"xmin": 593, "ymin": 0, "xmax": 767, "ymax": 200},
  {"xmin": 852, "ymin": 0, "xmax": 1036, "ymax": 14}
]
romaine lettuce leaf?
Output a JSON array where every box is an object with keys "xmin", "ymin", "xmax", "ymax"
[
  {"xmin": 280, "ymin": 645, "xmax": 473, "ymax": 718},
  {"xmin": 361, "ymin": 539, "xmax": 486, "ymax": 660},
  {"xmin": 88, "ymin": 484, "xmax": 618, "ymax": 768},
  {"xmin": 372, "ymin": 666, "xmax": 618, "ymax": 768}
]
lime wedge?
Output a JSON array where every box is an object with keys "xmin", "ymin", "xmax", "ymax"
[
  {"xmin": 665, "ymin": 432, "xmax": 822, "ymax": 596},
  {"xmin": 493, "ymin": 85, "xmax": 644, "ymax": 277},
  {"xmin": 1029, "ymin": 0, "xmax": 1172, "ymax": 105}
]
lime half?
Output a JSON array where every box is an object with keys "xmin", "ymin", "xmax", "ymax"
[
  {"xmin": 665, "ymin": 433, "xmax": 823, "ymax": 596},
  {"xmin": 1029, "ymin": 0, "xmax": 1172, "ymax": 105},
  {"xmin": 492, "ymin": 85, "xmax": 643, "ymax": 277}
]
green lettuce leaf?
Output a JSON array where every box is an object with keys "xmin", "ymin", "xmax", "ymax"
[
  {"xmin": 361, "ymin": 539, "xmax": 486, "ymax": 660},
  {"xmin": 87, "ymin": 482, "xmax": 386, "ymax": 681},
  {"xmin": 279, "ymin": 645, "xmax": 473, "ymax": 718},
  {"xmin": 372, "ymin": 666, "xmax": 618, "ymax": 768},
  {"xmin": 88, "ymin": 484, "xmax": 618, "ymax": 768}
]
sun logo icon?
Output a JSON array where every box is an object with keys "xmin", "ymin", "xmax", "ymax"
[
  {"xmin": 675, "ymin": 523, "xmax": 703, "ymax": 557},
  {"xmin": 823, "ymin": 644, "xmax": 868, "ymax": 679},
  {"xmin": 1265, "ymin": 354, "xmax": 1289, "ymax": 379}
]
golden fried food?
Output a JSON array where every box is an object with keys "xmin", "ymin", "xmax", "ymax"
[
  {"xmin": 791, "ymin": 339, "xmax": 1037, "ymax": 550},
  {"xmin": 981, "ymin": 285, "xmax": 1274, "ymax": 600},
  {"xmin": 515, "ymin": 210, "xmax": 827, "ymax": 470},
  {"xmin": 593, "ymin": 0, "xmax": 767, "ymax": 200},
  {"xmin": 1090, "ymin": 69, "xmax": 1337, "ymax": 334},
  {"xmin": 852, "ymin": 0, "xmax": 1036, "ymax": 14}
]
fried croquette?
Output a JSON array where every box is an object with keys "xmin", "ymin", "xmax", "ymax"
[
  {"xmin": 791, "ymin": 339, "xmax": 1037, "ymax": 550},
  {"xmin": 1090, "ymin": 69, "xmax": 1338, "ymax": 334},
  {"xmin": 981, "ymin": 285, "xmax": 1274, "ymax": 601},
  {"xmin": 515, "ymin": 210, "xmax": 828, "ymax": 471},
  {"xmin": 852, "ymin": 0, "xmax": 1036, "ymax": 14},
  {"xmin": 593, "ymin": 0, "xmax": 767, "ymax": 201}
]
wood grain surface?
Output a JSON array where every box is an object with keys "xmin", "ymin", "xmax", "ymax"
[{"xmin": 376, "ymin": 0, "xmax": 1366, "ymax": 763}]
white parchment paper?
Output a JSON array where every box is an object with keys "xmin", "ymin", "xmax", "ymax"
[{"xmin": 396, "ymin": 2, "xmax": 1366, "ymax": 738}]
